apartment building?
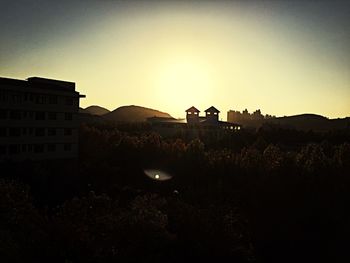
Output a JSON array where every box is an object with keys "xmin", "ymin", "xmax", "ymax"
[{"xmin": 0, "ymin": 76, "xmax": 85, "ymax": 161}]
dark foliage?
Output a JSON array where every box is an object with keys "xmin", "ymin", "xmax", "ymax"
[{"xmin": 1, "ymin": 124, "xmax": 350, "ymax": 262}]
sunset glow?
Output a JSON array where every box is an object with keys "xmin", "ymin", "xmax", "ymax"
[
  {"xmin": 1, "ymin": 1, "xmax": 349, "ymax": 118},
  {"xmin": 155, "ymin": 57, "xmax": 213, "ymax": 110}
]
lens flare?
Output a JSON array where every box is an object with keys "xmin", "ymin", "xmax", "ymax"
[{"xmin": 144, "ymin": 169, "xmax": 172, "ymax": 181}]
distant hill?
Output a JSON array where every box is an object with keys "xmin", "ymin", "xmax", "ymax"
[
  {"xmin": 103, "ymin": 105, "xmax": 173, "ymax": 122},
  {"xmin": 231, "ymin": 113, "xmax": 350, "ymax": 131},
  {"xmin": 79, "ymin": 107, "xmax": 87, "ymax": 113},
  {"xmin": 264, "ymin": 114, "xmax": 350, "ymax": 131},
  {"xmin": 81, "ymin": 105, "xmax": 110, "ymax": 116}
]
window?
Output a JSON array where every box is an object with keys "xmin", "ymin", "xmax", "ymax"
[
  {"xmin": 9, "ymin": 144, "xmax": 20, "ymax": 155},
  {"xmin": 0, "ymin": 109, "xmax": 7, "ymax": 119},
  {"xmin": 11, "ymin": 94, "xmax": 22, "ymax": 103},
  {"xmin": 34, "ymin": 144, "xmax": 44, "ymax": 153},
  {"xmin": 0, "ymin": 91, "xmax": 9, "ymax": 102},
  {"xmin": 65, "ymin": 113, "xmax": 72, "ymax": 120},
  {"xmin": 214, "ymin": 112, "xmax": 218, "ymax": 115},
  {"xmin": 48, "ymin": 95, "xmax": 58, "ymax": 104},
  {"xmin": 47, "ymin": 144, "xmax": 56, "ymax": 152},
  {"xmin": 64, "ymin": 128, "xmax": 72, "ymax": 136},
  {"xmin": 16, "ymin": 94, "xmax": 22, "ymax": 103},
  {"xmin": 22, "ymin": 144, "xmax": 27, "ymax": 152},
  {"xmin": 35, "ymin": 95, "xmax": 45, "ymax": 104},
  {"xmin": 10, "ymin": 110, "xmax": 21, "ymax": 120},
  {"xmin": 35, "ymin": 112, "xmax": 45, "ymax": 120},
  {"xmin": 48, "ymin": 128, "xmax": 56, "ymax": 136},
  {"xmin": 9, "ymin": 128, "xmax": 21, "ymax": 137},
  {"xmin": 65, "ymin": 97, "xmax": 73, "ymax": 105},
  {"xmin": 0, "ymin": 145, "xmax": 6, "ymax": 155},
  {"xmin": 194, "ymin": 112, "xmax": 198, "ymax": 115},
  {"xmin": 188, "ymin": 112, "xmax": 192, "ymax": 115},
  {"xmin": 35, "ymin": 128, "xmax": 45, "ymax": 136},
  {"xmin": 48, "ymin": 112, "xmax": 57, "ymax": 120},
  {"xmin": 64, "ymin": 143, "xmax": 72, "ymax": 151},
  {"xmin": 0, "ymin": 128, "xmax": 6, "ymax": 137}
]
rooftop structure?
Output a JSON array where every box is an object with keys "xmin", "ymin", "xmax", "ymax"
[{"xmin": 186, "ymin": 106, "xmax": 200, "ymax": 124}]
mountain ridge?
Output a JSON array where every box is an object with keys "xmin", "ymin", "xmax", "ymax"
[
  {"xmin": 103, "ymin": 105, "xmax": 173, "ymax": 122},
  {"xmin": 82, "ymin": 105, "xmax": 110, "ymax": 116}
]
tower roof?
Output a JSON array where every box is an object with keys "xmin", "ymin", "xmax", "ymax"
[
  {"xmin": 186, "ymin": 106, "xmax": 200, "ymax": 113},
  {"xmin": 205, "ymin": 106, "xmax": 220, "ymax": 113}
]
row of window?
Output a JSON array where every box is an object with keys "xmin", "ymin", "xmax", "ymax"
[
  {"xmin": 187, "ymin": 112, "xmax": 218, "ymax": 115},
  {"xmin": 0, "ymin": 127, "xmax": 74, "ymax": 137},
  {"xmin": 0, "ymin": 143, "xmax": 73, "ymax": 155},
  {"xmin": 0, "ymin": 90, "xmax": 75, "ymax": 106},
  {"xmin": 0, "ymin": 110, "xmax": 73, "ymax": 121}
]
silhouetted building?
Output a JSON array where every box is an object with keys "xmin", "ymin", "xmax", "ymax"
[
  {"xmin": 0, "ymin": 76, "xmax": 85, "ymax": 161},
  {"xmin": 186, "ymin": 106, "xmax": 200, "ymax": 124},
  {"xmin": 227, "ymin": 110, "xmax": 243, "ymax": 123},
  {"xmin": 204, "ymin": 106, "xmax": 220, "ymax": 124},
  {"xmin": 148, "ymin": 106, "xmax": 240, "ymax": 137}
]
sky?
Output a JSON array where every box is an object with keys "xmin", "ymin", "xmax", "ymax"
[{"xmin": 1, "ymin": 0, "xmax": 349, "ymax": 119}]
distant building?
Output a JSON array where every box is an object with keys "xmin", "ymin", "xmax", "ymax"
[
  {"xmin": 148, "ymin": 106, "xmax": 241, "ymax": 137},
  {"xmin": 0, "ymin": 76, "xmax": 85, "ymax": 161},
  {"xmin": 203, "ymin": 106, "xmax": 220, "ymax": 124},
  {"xmin": 227, "ymin": 110, "xmax": 243, "ymax": 123},
  {"xmin": 186, "ymin": 106, "xmax": 200, "ymax": 124},
  {"xmin": 227, "ymin": 108, "xmax": 276, "ymax": 129}
]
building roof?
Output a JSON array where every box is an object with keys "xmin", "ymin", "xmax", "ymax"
[
  {"xmin": 27, "ymin": 77, "xmax": 75, "ymax": 91},
  {"xmin": 1, "ymin": 76, "xmax": 77, "ymax": 92},
  {"xmin": 205, "ymin": 106, "xmax": 220, "ymax": 113},
  {"xmin": 186, "ymin": 106, "xmax": 200, "ymax": 113}
]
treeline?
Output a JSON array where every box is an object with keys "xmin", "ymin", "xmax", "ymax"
[{"xmin": 1, "ymin": 124, "xmax": 350, "ymax": 262}]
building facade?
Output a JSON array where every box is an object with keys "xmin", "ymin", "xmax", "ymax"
[{"xmin": 0, "ymin": 76, "xmax": 85, "ymax": 161}]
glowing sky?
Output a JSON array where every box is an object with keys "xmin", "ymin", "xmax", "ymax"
[{"xmin": 1, "ymin": 0, "xmax": 349, "ymax": 119}]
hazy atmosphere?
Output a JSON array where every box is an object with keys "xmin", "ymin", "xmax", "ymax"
[
  {"xmin": 2, "ymin": 2, "xmax": 350, "ymax": 262},
  {"xmin": 1, "ymin": 0, "xmax": 349, "ymax": 118}
]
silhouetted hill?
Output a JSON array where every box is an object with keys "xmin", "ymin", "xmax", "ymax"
[
  {"xmin": 82, "ymin": 105, "xmax": 110, "ymax": 116},
  {"xmin": 79, "ymin": 107, "xmax": 87, "ymax": 113},
  {"xmin": 104, "ymin": 105, "xmax": 173, "ymax": 122},
  {"xmin": 264, "ymin": 114, "xmax": 350, "ymax": 131}
]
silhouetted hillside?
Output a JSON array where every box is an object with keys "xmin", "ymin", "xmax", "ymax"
[
  {"xmin": 265, "ymin": 114, "xmax": 350, "ymax": 131},
  {"xmin": 232, "ymin": 113, "xmax": 350, "ymax": 131},
  {"xmin": 79, "ymin": 107, "xmax": 87, "ymax": 113},
  {"xmin": 104, "ymin": 105, "xmax": 173, "ymax": 122},
  {"xmin": 82, "ymin": 105, "xmax": 110, "ymax": 116}
]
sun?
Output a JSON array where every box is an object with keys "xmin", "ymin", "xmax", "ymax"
[{"xmin": 155, "ymin": 57, "xmax": 213, "ymax": 116}]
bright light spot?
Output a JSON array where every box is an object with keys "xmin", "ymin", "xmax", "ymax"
[{"xmin": 144, "ymin": 169, "xmax": 173, "ymax": 181}]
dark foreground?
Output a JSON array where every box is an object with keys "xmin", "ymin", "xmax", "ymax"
[{"xmin": 1, "ymin": 123, "xmax": 350, "ymax": 262}]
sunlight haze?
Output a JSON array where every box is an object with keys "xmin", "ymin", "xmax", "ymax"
[{"xmin": 1, "ymin": 0, "xmax": 349, "ymax": 119}]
